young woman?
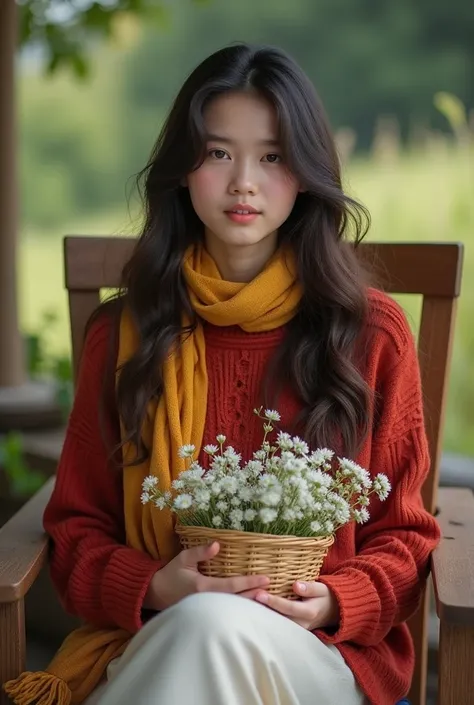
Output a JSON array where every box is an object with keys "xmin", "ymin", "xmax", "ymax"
[{"xmin": 5, "ymin": 44, "xmax": 440, "ymax": 705}]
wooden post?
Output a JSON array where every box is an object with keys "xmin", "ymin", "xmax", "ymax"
[
  {"xmin": 0, "ymin": 0, "xmax": 25, "ymax": 388},
  {"xmin": 0, "ymin": 0, "xmax": 62, "ymax": 431}
]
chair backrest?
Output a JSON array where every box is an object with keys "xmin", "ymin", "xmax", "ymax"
[{"xmin": 64, "ymin": 236, "xmax": 463, "ymax": 705}]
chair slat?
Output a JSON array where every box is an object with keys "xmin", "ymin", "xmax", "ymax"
[
  {"xmin": 418, "ymin": 297, "xmax": 459, "ymax": 513},
  {"xmin": 68, "ymin": 290, "xmax": 101, "ymax": 383}
]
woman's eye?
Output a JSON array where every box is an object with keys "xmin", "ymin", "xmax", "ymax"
[
  {"xmin": 263, "ymin": 153, "xmax": 282, "ymax": 163},
  {"xmin": 209, "ymin": 149, "xmax": 229, "ymax": 160}
]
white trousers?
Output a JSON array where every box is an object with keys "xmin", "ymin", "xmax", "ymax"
[{"xmin": 85, "ymin": 592, "xmax": 365, "ymax": 705}]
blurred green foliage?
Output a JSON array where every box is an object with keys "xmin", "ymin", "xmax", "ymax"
[
  {"xmin": 18, "ymin": 0, "xmax": 209, "ymax": 75},
  {"xmin": 25, "ymin": 310, "xmax": 73, "ymax": 419},
  {"xmin": 18, "ymin": 0, "xmax": 474, "ymax": 229},
  {"xmin": 0, "ymin": 433, "xmax": 46, "ymax": 497}
]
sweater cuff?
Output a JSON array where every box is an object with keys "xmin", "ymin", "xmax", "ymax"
[
  {"xmin": 102, "ymin": 548, "xmax": 162, "ymax": 633},
  {"xmin": 316, "ymin": 570, "xmax": 385, "ymax": 644}
]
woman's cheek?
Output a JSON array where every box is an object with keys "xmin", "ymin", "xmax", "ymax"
[
  {"xmin": 190, "ymin": 167, "xmax": 221, "ymax": 198},
  {"xmin": 269, "ymin": 172, "xmax": 299, "ymax": 205}
]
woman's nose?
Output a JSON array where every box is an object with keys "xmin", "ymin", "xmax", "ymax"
[{"xmin": 228, "ymin": 163, "xmax": 259, "ymax": 196}]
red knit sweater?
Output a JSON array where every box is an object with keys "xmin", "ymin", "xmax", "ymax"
[{"xmin": 43, "ymin": 289, "xmax": 440, "ymax": 705}]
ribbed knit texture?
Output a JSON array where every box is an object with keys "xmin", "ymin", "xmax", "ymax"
[{"xmin": 43, "ymin": 289, "xmax": 440, "ymax": 705}]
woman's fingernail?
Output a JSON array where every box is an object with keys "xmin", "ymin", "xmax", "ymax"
[{"xmin": 296, "ymin": 581, "xmax": 306, "ymax": 592}]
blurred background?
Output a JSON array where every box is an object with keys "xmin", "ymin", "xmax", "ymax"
[{"xmin": 13, "ymin": 0, "xmax": 474, "ymax": 455}]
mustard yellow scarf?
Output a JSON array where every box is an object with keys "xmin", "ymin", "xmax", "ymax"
[{"xmin": 4, "ymin": 244, "xmax": 302, "ymax": 705}]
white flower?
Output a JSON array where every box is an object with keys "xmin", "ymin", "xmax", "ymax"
[
  {"xmin": 153, "ymin": 496, "xmax": 168, "ymax": 510},
  {"xmin": 220, "ymin": 476, "xmax": 239, "ymax": 495},
  {"xmin": 216, "ymin": 435, "xmax": 226, "ymax": 444},
  {"xmin": 216, "ymin": 500, "xmax": 228, "ymax": 512},
  {"xmin": 353, "ymin": 507, "xmax": 370, "ymax": 523},
  {"xmin": 231, "ymin": 496, "xmax": 241, "ymax": 507},
  {"xmin": 246, "ymin": 460, "xmax": 263, "ymax": 477},
  {"xmin": 265, "ymin": 457, "xmax": 282, "ymax": 473},
  {"xmin": 204, "ymin": 444, "xmax": 219, "ymax": 455},
  {"xmin": 244, "ymin": 508, "xmax": 257, "ymax": 521},
  {"xmin": 178, "ymin": 444, "xmax": 196, "ymax": 459},
  {"xmin": 261, "ymin": 490, "xmax": 282, "ymax": 507},
  {"xmin": 224, "ymin": 447, "xmax": 241, "ymax": 465},
  {"xmin": 210, "ymin": 455, "xmax": 228, "ymax": 471},
  {"xmin": 239, "ymin": 486, "xmax": 254, "ymax": 502},
  {"xmin": 276, "ymin": 432, "xmax": 293, "ymax": 450},
  {"xmin": 142, "ymin": 476, "xmax": 158, "ymax": 492},
  {"xmin": 264, "ymin": 409, "xmax": 281, "ymax": 422},
  {"xmin": 309, "ymin": 449, "xmax": 334, "ymax": 467},
  {"xmin": 194, "ymin": 489, "xmax": 211, "ymax": 506},
  {"xmin": 310, "ymin": 520, "xmax": 322, "ymax": 533},
  {"xmin": 173, "ymin": 494, "xmax": 193, "ymax": 510},
  {"xmin": 331, "ymin": 496, "xmax": 351, "ymax": 524},
  {"xmin": 180, "ymin": 466, "xmax": 204, "ymax": 481},
  {"xmin": 306, "ymin": 469, "xmax": 333, "ymax": 487},
  {"xmin": 253, "ymin": 450, "xmax": 267, "ymax": 462},
  {"xmin": 258, "ymin": 474, "xmax": 281, "ymax": 492},
  {"xmin": 141, "ymin": 491, "xmax": 151, "ymax": 504},
  {"xmin": 259, "ymin": 507, "xmax": 278, "ymax": 524},
  {"xmin": 324, "ymin": 520, "xmax": 335, "ymax": 534},
  {"xmin": 282, "ymin": 456, "xmax": 306, "ymax": 473},
  {"xmin": 229, "ymin": 509, "xmax": 244, "ymax": 524},
  {"xmin": 210, "ymin": 480, "xmax": 223, "ymax": 495},
  {"xmin": 212, "ymin": 515, "xmax": 223, "ymax": 527},
  {"xmin": 292, "ymin": 437, "xmax": 309, "ymax": 455},
  {"xmin": 359, "ymin": 494, "xmax": 370, "ymax": 506},
  {"xmin": 172, "ymin": 479, "xmax": 184, "ymax": 490},
  {"xmin": 339, "ymin": 458, "xmax": 371, "ymax": 488},
  {"xmin": 373, "ymin": 474, "xmax": 391, "ymax": 501},
  {"xmin": 283, "ymin": 508, "xmax": 297, "ymax": 521}
]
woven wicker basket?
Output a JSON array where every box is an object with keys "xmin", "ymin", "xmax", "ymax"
[{"xmin": 176, "ymin": 524, "xmax": 334, "ymax": 599}]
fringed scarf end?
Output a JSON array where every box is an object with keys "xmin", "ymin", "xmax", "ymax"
[{"xmin": 3, "ymin": 671, "xmax": 72, "ymax": 705}]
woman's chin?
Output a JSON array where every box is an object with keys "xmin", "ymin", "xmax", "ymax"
[{"xmin": 206, "ymin": 228, "xmax": 276, "ymax": 251}]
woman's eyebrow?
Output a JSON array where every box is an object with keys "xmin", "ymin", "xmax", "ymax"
[{"xmin": 206, "ymin": 133, "xmax": 280, "ymax": 147}]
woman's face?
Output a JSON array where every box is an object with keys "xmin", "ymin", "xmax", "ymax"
[{"xmin": 186, "ymin": 91, "xmax": 300, "ymax": 276}]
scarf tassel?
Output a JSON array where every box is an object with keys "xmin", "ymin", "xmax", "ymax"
[{"xmin": 3, "ymin": 671, "xmax": 72, "ymax": 705}]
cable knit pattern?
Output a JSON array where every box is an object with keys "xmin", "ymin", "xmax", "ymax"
[{"xmin": 43, "ymin": 288, "xmax": 440, "ymax": 705}]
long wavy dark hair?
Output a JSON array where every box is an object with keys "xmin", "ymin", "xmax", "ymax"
[{"xmin": 106, "ymin": 43, "xmax": 372, "ymax": 463}]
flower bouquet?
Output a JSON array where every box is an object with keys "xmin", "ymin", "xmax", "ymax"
[{"xmin": 141, "ymin": 408, "xmax": 391, "ymax": 598}]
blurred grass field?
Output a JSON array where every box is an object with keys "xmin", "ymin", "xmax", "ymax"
[{"xmin": 18, "ymin": 141, "xmax": 473, "ymax": 455}]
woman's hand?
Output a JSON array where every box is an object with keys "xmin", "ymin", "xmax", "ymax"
[
  {"xmin": 144, "ymin": 542, "xmax": 270, "ymax": 611},
  {"xmin": 254, "ymin": 581, "xmax": 340, "ymax": 631}
]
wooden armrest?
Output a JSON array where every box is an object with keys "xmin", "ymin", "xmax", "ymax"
[
  {"xmin": 432, "ymin": 486, "xmax": 474, "ymax": 625},
  {"xmin": 0, "ymin": 476, "xmax": 54, "ymax": 603}
]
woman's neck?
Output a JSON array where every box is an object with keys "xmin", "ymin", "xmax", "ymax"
[{"xmin": 204, "ymin": 232, "xmax": 278, "ymax": 282}]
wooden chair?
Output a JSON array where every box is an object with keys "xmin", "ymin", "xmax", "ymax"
[{"xmin": 0, "ymin": 237, "xmax": 473, "ymax": 705}]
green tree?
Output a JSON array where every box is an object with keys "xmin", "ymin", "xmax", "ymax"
[{"xmin": 18, "ymin": 0, "xmax": 208, "ymax": 76}]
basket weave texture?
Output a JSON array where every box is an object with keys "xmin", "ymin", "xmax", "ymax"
[{"xmin": 176, "ymin": 524, "xmax": 334, "ymax": 599}]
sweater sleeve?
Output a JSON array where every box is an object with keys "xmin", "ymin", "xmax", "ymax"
[
  {"xmin": 43, "ymin": 314, "xmax": 162, "ymax": 634},
  {"xmin": 316, "ymin": 326, "xmax": 441, "ymax": 647}
]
